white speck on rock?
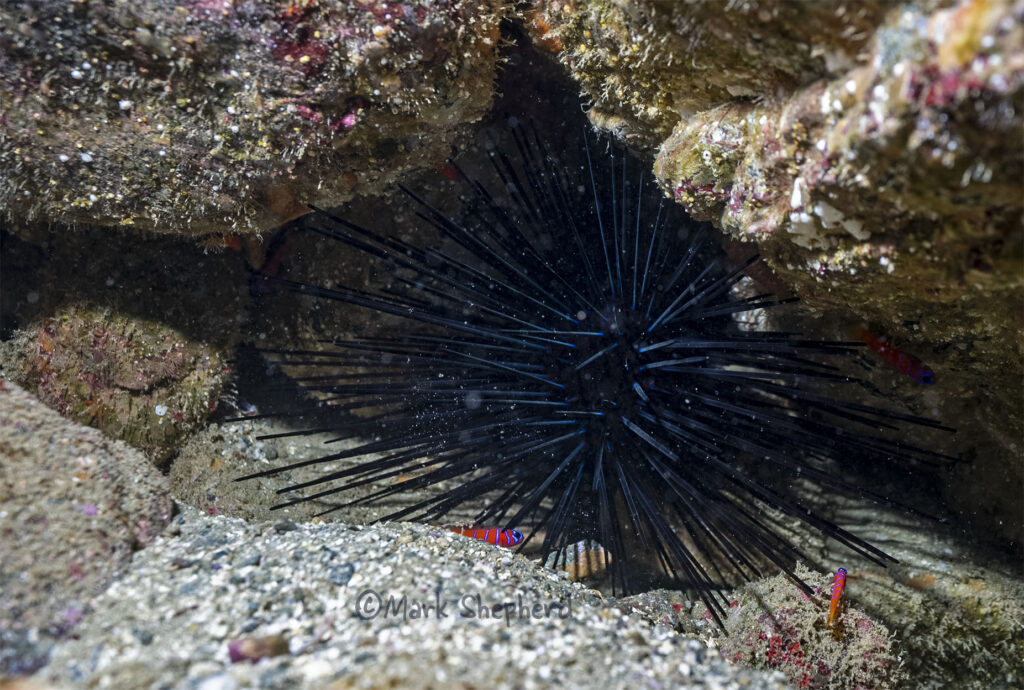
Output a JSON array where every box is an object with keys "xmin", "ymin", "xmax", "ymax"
[
  {"xmin": 813, "ymin": 201, "xmax": 870, "ymax": 240},
  {"xmin": 790, "ymin": 178, "xmax": 806, "ymax": 209}
]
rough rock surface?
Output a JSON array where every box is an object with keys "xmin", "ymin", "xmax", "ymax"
[
  {"xmin": 621, "ymin": 518, "xmax": 1024, "ymax": 690},
  {"xmin": 805, "ymin": 498, "xmax": 1024, "ymax": 689},
  {"xmin": 35, "ymin": 507, "xmax": 788, "ymax": 690},
  {"xmin": 0, "ymin": 379, "xmax": 174, "ymax": 676},
  {"xmin": 714, "ymin": 565, "xmax": 905, "ymax": 690},
  {"xmin": 0, "ymin": 0, "xmax": 509, "ymax": 236},
  {"xmin": 544, "ymin": 0, "xmax": 892, "ymax": 148},
  {"xmin": 623, "ymin": 564, "xmax": 907, "ymax": 690},
  {"xmin": 0, "ymin": 229, "xmax": 245, "ymax": 463},
  {"xmin": 542, "ymin": 0, "xmax": 1024, "ymax": 543}
]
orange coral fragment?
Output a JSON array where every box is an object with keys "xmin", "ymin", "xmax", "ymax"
[{"xmin": 525, "ymin": 9, "xmax": 562, "ymax": 54}]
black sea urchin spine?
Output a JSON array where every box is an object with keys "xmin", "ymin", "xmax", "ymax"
[{"xmin": 240, "ymin": 123, "xmax": 950, "ymax": 626}]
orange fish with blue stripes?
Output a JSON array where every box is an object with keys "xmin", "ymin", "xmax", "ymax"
[
  {"xmin": 448, "ymin": 527, "xmax": 523, "ymax": 547},
  {"xmin": 828, "ymin": 568, "xmax": 847, "ymax": 626}
]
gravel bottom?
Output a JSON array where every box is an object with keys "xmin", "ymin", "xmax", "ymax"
[{"xmin": 35, "ymin": 506, "xmax": 786, "ymax": 690}]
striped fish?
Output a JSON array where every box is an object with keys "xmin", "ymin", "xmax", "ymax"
[
  {"xmin": 449, "ymin": 527, "xmax": 524, "ymax": 547},
  {"xmin": 857, "ymin": 329, "xmax": 935, "ymax": 385},
  {"xmin": 828, "ymin": 568, "xmax": 847, "ymax": 626}
]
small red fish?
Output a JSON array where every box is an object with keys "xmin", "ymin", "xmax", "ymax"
[
  {"xmin": 435, "ymin": 161, "xmax": 462, "ymax": 182},
  {"xmin": 856, "ymin": 329, "xmax": 935, "ymax": 385},
  {"xmin": 448, "ymin": 527, "xmax": 523, "ymax": 547},
  {"xmin": 828, "ymin": 567, "xmax": 847, "ymax": 627}
]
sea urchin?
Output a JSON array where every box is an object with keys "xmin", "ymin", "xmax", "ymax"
[{"xmin": 240, "ymin": 122, "xmax": 948, "ymax": 625}]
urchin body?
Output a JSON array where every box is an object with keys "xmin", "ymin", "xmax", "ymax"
[{"xmin": 243, "ymin": 124, "xmax": 947, "ymax": 624}]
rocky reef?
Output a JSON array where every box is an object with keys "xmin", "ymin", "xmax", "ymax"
[{"xmin": 0, "ymin": 0, "xmax": 506, "ymax": 236}]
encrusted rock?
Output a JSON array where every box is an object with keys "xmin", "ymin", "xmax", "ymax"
[
  {"xmin": 0, "ymin": 230, "xmax": 244, "ymax": 463},
  {"xmin": 545, "ymin": 0, "xmax": 892, "ymax": 147},
  {"xmin": 0, "ymin": 0, "xmax": 509, "ymax": 236}
]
